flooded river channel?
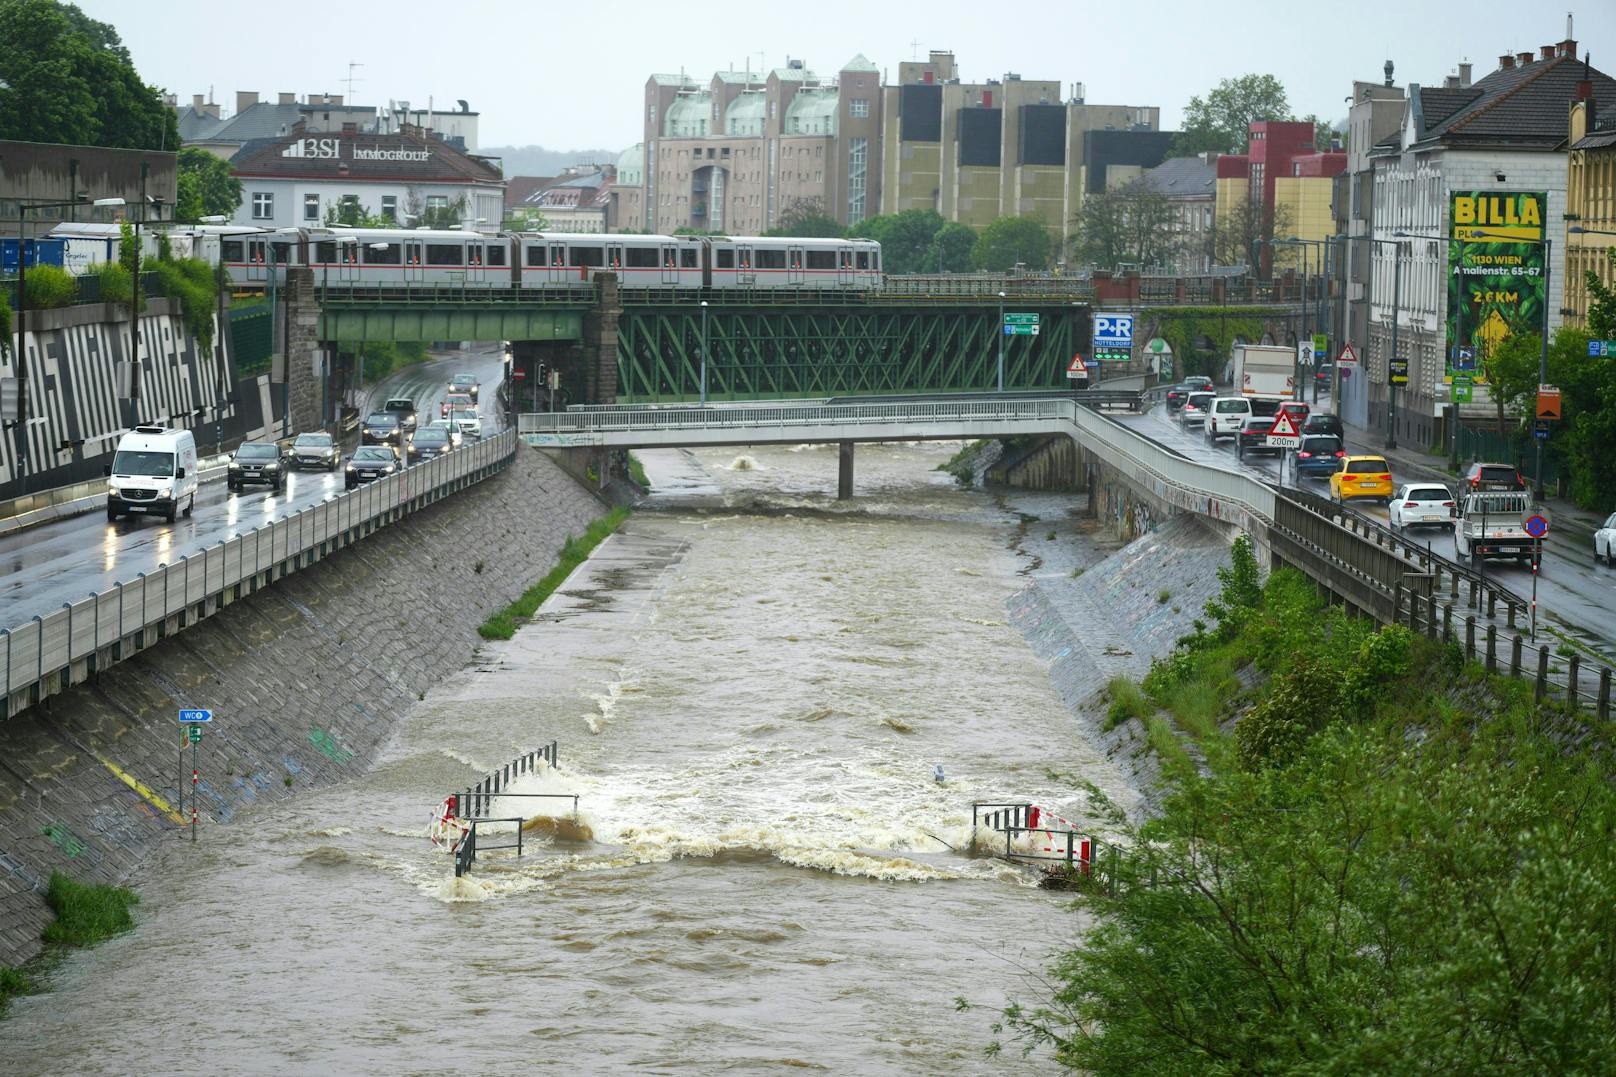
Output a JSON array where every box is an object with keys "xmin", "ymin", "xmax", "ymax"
[{"xmin": 0, "ymin": 442, "xmax": 1139, "ymax": 1073}]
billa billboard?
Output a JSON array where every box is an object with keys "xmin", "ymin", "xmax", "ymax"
[{"xmin": 1446, "ymin": 191, "xmax": 1547, "ymax": 381}]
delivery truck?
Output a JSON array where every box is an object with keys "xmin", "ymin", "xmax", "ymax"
[{"xmin": 1231, "ymin": 343, "xmax": 1295, "ymax": 398}]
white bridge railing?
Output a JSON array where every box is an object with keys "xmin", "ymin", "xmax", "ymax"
[
  {"xmin": 519, "ymin": 398, "xmax": 1277, "ymax": 530},
  {"xmin": 2, "ymin": 430, "xmax": 517, "ymax": 721}
]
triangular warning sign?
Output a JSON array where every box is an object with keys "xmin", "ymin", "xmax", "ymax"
[
  {"xmin": 1337, "ymin": 343, "xmax": 1359, "ymax": 365},
  {"xmin": 1067, "ymin": 353, "xmax": 1086, "ymax": 373},
  {"xmin": 1269, "ymin": 409, "xmax": 1302, "ymax": 438}
]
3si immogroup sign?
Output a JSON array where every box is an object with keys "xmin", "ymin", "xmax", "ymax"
[
  {"xmin": 1446, "ymin": 191, "xmax": 1547, "ymax": 382},
  {"xmin": 281, "ymin": 138, "xmax": 433, "ymax": 163}
]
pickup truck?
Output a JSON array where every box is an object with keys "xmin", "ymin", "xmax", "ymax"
[{"xmin": 1453, "ymin": 491, "xmax": 1535, "ymax": 566}]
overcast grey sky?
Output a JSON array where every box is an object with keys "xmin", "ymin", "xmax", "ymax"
[{"xmin": 77, "ymin": 0, "xmax": 1616, "ymax": 151}]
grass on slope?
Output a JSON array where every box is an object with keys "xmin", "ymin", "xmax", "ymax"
[{"xmin": 478, "ymin": 508, "xmax": 631, "ymax": 640}]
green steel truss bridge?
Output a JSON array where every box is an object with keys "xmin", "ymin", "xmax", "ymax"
[{"xmin": 313, "ymin": 275, "xmax": 1306, "ymax": 404}]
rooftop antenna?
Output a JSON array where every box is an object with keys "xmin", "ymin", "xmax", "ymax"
[{"xmin": 342, "ymin": 62, "xmax": 363, "ymax": 100}]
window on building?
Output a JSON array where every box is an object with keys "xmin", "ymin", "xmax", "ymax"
[
  {"xmin": 426, "ymin": 243, "xmax": 463, "ymax": 266},
  {"xmin": 847, "ymin": 136, "xmax": 868, "ymax": 225},
  {"xmin": 380, "ymin": 195, "xmax": 398, "ymax": 222},
  {"xmin": 850, "ymin": 98, "xmax": 870, "ymax": 118},
  {"xmin": 721, "ymin": 147, "xmax": 730, "ymax": 157},
  {"xmin": 716, "ymin": 248, "xmax": 735, "ymax": 268},
  {"xmin": 426, "ymin": 195, "xmax": 449, "ymax": 211},
  {"xmin": 303, "ymin": 193, "xmax": 320, "ymax": 221},
  {"xmin": 251, "ymin": 191, "xmax": 274, "ymax": 219}
]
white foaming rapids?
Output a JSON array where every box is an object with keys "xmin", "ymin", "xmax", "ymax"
[{"xmin": 429, "ymin": 745, "xmax": 1066, "ymax": 900}]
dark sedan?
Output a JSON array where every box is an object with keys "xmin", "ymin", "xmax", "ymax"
[
  {"xmin": 290, "ymin": 431, "xmax": 340, "ymax": 471},
  {"xmin": 344, "ymin": 446, "xmax": 399, "ymax": 488},
  {"xmin": 1301, "ymin": 413, "xmax": 1344, "ymax": 439},
  {"xmin": 1295, "ymin": 434, "xmax": 1346, "ymax": 479},
  {"xmin": 361, "ymin": 411, "xmax": 402, "ymax": 446},
  {"xmin": 448, "ymin": 374, "xmax": 480, "ymax": 402},
  {"xmin": 1236, "ymin": 414, "xmax": 1279, "ymax": 458},
  {"xmin": 1165, "ymin": 383, "xmax": 1194, "ymax": 411},
  {"xmin": 406, "ymin": 427, "xmax": 454, "ymax": 462},
  {"xmin": 227, "ymin": 441, "xmax": 285, "ymax": 492}
]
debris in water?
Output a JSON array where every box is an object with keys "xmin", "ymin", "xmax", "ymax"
[{"xmin": 933, "ymin": 764, "xmax": 946, "ymax": 784}]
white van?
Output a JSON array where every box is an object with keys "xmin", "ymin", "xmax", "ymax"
[
  {"xmin": 106, "ymin": 426, "xmax": 199, "ymax": 523},
  {"xmin": 1206, "ymin": 396, "xmax": 1252, "ymax": 441}
]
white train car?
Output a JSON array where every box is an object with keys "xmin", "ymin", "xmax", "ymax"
[
  {"xmin": 298, "ymin": 227, "xmax": 512, "ymax": 290},
  {"xmin": 515, "ymin": 233, "xmax": 703, "ymax": 289},
  {"xmin": 705, "ymin": 236, "xmax": 881, "ymax": 290}
]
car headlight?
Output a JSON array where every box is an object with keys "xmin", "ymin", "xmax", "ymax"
[
  {"xmin": 229, "ymin": 463, "xmax": 241, "ymax": 472},
  {"xmin": 384, "ymin": 464, "xmax": 395, "ymax": 473},
  {"xmin": 157, "ymin": 484, "xmax": 172, "ymax": 498},
  {"xmin": 266, "ymin": 462, "xmax": 279, "ymax": 470},
  {"xmin": 345, "ymin": 464, "xmax": 356, "ymax": 472}
]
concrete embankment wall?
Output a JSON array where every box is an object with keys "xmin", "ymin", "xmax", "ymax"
[
  {"xmin": 0, "ymin": 447, "xmax": 606, "ymax": 967},
  {"xmin": 1009, "ymin": 515, "xmax": 1234, "ymax": 811}
]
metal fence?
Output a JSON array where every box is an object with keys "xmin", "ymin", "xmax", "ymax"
[{"xmin": 1, "ymin": 430, "xmax": 517, "ymax": 721}]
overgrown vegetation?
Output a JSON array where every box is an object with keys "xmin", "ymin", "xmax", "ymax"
[
  {"xmin": 150, "ymin": 257, "xmax": 220, "ymax": 353},
  {"xmin": 355, "ymin": 340, "xmax": 429, "ymax": 383},
  {"xmin": 626, "ymin": 453, "xmax": 650, "ymax": 489},
  {"xmin": 41, "ymin": 871, "xmax": 138, "ymax": 947},
  {"xmin": 988, "ymin": 534, "xmax": 1616, "ymax": 1071},
  {"xmin": 1102, "ymin": 677, "xmax": 1149, "ymax": 731},
  {"xmin": 21, "ymin": 264, "xmax": 77, "ymax": 308},
  {"xmin": 90, "ymin": 259, "xmax": 132, "ymax": 306},
  {"xmin": 0, "ymin": 964, "xmax": 31, "ymax": 1015},
  {"xmin": 478, "ymin": 507, "xmax": 631, "ymax": 640},
  {"xmin": 937, "ymin": 439, "xmax": 992, "ymax": 486}
]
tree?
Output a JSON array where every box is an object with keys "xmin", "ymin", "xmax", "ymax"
[
  {"xmin": 924, "ymin": 221, "xmax": 977, "ymax": 273},
  {"xmin": 1171, "ymin": 74, "xmax": 1290, "ymax": 156},
  {"xmin": 848, "ymin": 209, "xmax": 946, "ymax": 274},
  {"xmin": 1212, "ymin": 197, "xmax": 1293, "ymax": 271},
  {"xmin": 972, "ymin": 216, "xmax": 1052, "ymax": 272},
  {"xmin": 0, "ymin": 0, "xmax": 177, "ymax": 150},
  {"xmin": 174, "ymin": 147, "xmax": 242, "ymax": 222},
  {"xmin": 767, "ymin": 197, "xmax": 843, "ymax": 238},
  {"xmin": 1069, "ymin": 181, "xmax": 1186, "ymax": 271},
  {"xmin": 1297, "ymin": 112, "xmax": 1338, "ymax": 151}
]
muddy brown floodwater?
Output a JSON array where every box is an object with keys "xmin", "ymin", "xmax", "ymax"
[{"xmin": 0, "ymin": 441, "xmax": 1139, "ymax": 1074}]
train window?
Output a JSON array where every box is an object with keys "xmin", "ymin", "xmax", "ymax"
[
  {"xmin": 485, "ymin": 246, "xmax": 506, "ymax": 267},
  {"xmin": 315, "ymin": 241, "xmax": 336, "ymax": 263},
  {"xmin": 716, "ymin": 249, "xmax": 735, "ymax": 269},
  {"xmin": 222, "ymin": 240, "xmax": 245, "ymax": 262},
  {"xmin": 550, "ymin": 246, "xmax": 565, "ymax": 266},
  {"xmin": 364, "ymin": 244, "xmax": 402, "ymax": 265},
  {"xmin": 271, "ymin": 242, "xmax": 293, "ymax": 264},
  {"xmin": 570, "ymin": 246, "xmax": 605, "ymax": 268},
  {"xmin": 871, "ymin": 251, "xmax": 880, "ymax": 271},
  {"xmin": 756, "ymin": 249, "xmax": 786, "ymax": 270},
  {"xmin": 625, "ymin": 247, "xmax": 658, "ymax": 268},
  {"xmin": 426, "ymin": 244, "xmax": 462, "ymax": 266},
  {"xmin": 526, "ymin": 246, "xmax": 546, "ymax": 267},
  {"xmin": 806, "ymin": 250, "xmax": 835, "ymax": 270},
  {"xmin": 681, "ymin": 249, "xmax": 698, "ymax": 268},
  {"xmin": 856, "ymin": 251, "xmax": 869, "ymax": 270}
]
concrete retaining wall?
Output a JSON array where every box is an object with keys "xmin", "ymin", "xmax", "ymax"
[{"xmin": 0, "ymin": 447, "xmax": 607, "ymax": 967}]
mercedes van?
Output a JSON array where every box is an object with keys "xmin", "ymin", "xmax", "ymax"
[{"xmin": 105, "ymin": 426, "xmax": 199, "ymax": 523}]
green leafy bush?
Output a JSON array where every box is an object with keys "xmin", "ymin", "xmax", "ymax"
[
  {"xmin": 22, "ymin": 265, "xmax": 77, "ymax": 308},
  {"xmin": 92, "ymin": 261, "xmax": 133, "ymax": 306},
  {"xmin": 1233, "ymin": 657, "xmax": 1345, "ymax": 769}
]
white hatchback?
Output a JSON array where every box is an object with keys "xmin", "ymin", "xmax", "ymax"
[
  {"xmin": 1596, "ymin": 512, "xmax": 1616, "ymax": 564},
  {"xmin": 1389, "ymin": 484, "xmax": 1456, "ymax": 530}
]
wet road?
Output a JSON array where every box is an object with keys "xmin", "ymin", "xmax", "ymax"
[
  {"xmin": 0, "ymin": 346, "xmax": 507, "ymax": 627},
  {"xmin": 0, "ymin": 442, "xmax": 1126, "ymax": 1072},
  {"xmin": 1121, "ymin": 401, "xmax": 1616, "ymax": 655}
]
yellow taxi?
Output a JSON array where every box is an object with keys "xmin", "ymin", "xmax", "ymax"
[{"xmin": 1330, "ymin": 455, "xmax": 1394, "ymax": 504}]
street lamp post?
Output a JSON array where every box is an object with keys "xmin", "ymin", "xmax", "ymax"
[
  {"xmin": 699, "ymin": 299, "xmax": 709, "ymax": 405},
  {"xmin": 997, "ymin": 290, "xmax": 1006, "ymax": 392}
]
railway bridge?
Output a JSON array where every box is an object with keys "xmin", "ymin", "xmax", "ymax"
[{"xmin": 289, "ymin": 271, "xmax": 1310, "ymax": 428}]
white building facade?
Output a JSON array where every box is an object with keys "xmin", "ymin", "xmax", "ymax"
[{"xmin": 229, "ymin": 127, "xmax": 505, "ymax": 232}]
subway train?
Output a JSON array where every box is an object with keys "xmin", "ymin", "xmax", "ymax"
[{"xmin": 195, "ymin": 226, "xmax": 886, "ymax": 292}]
